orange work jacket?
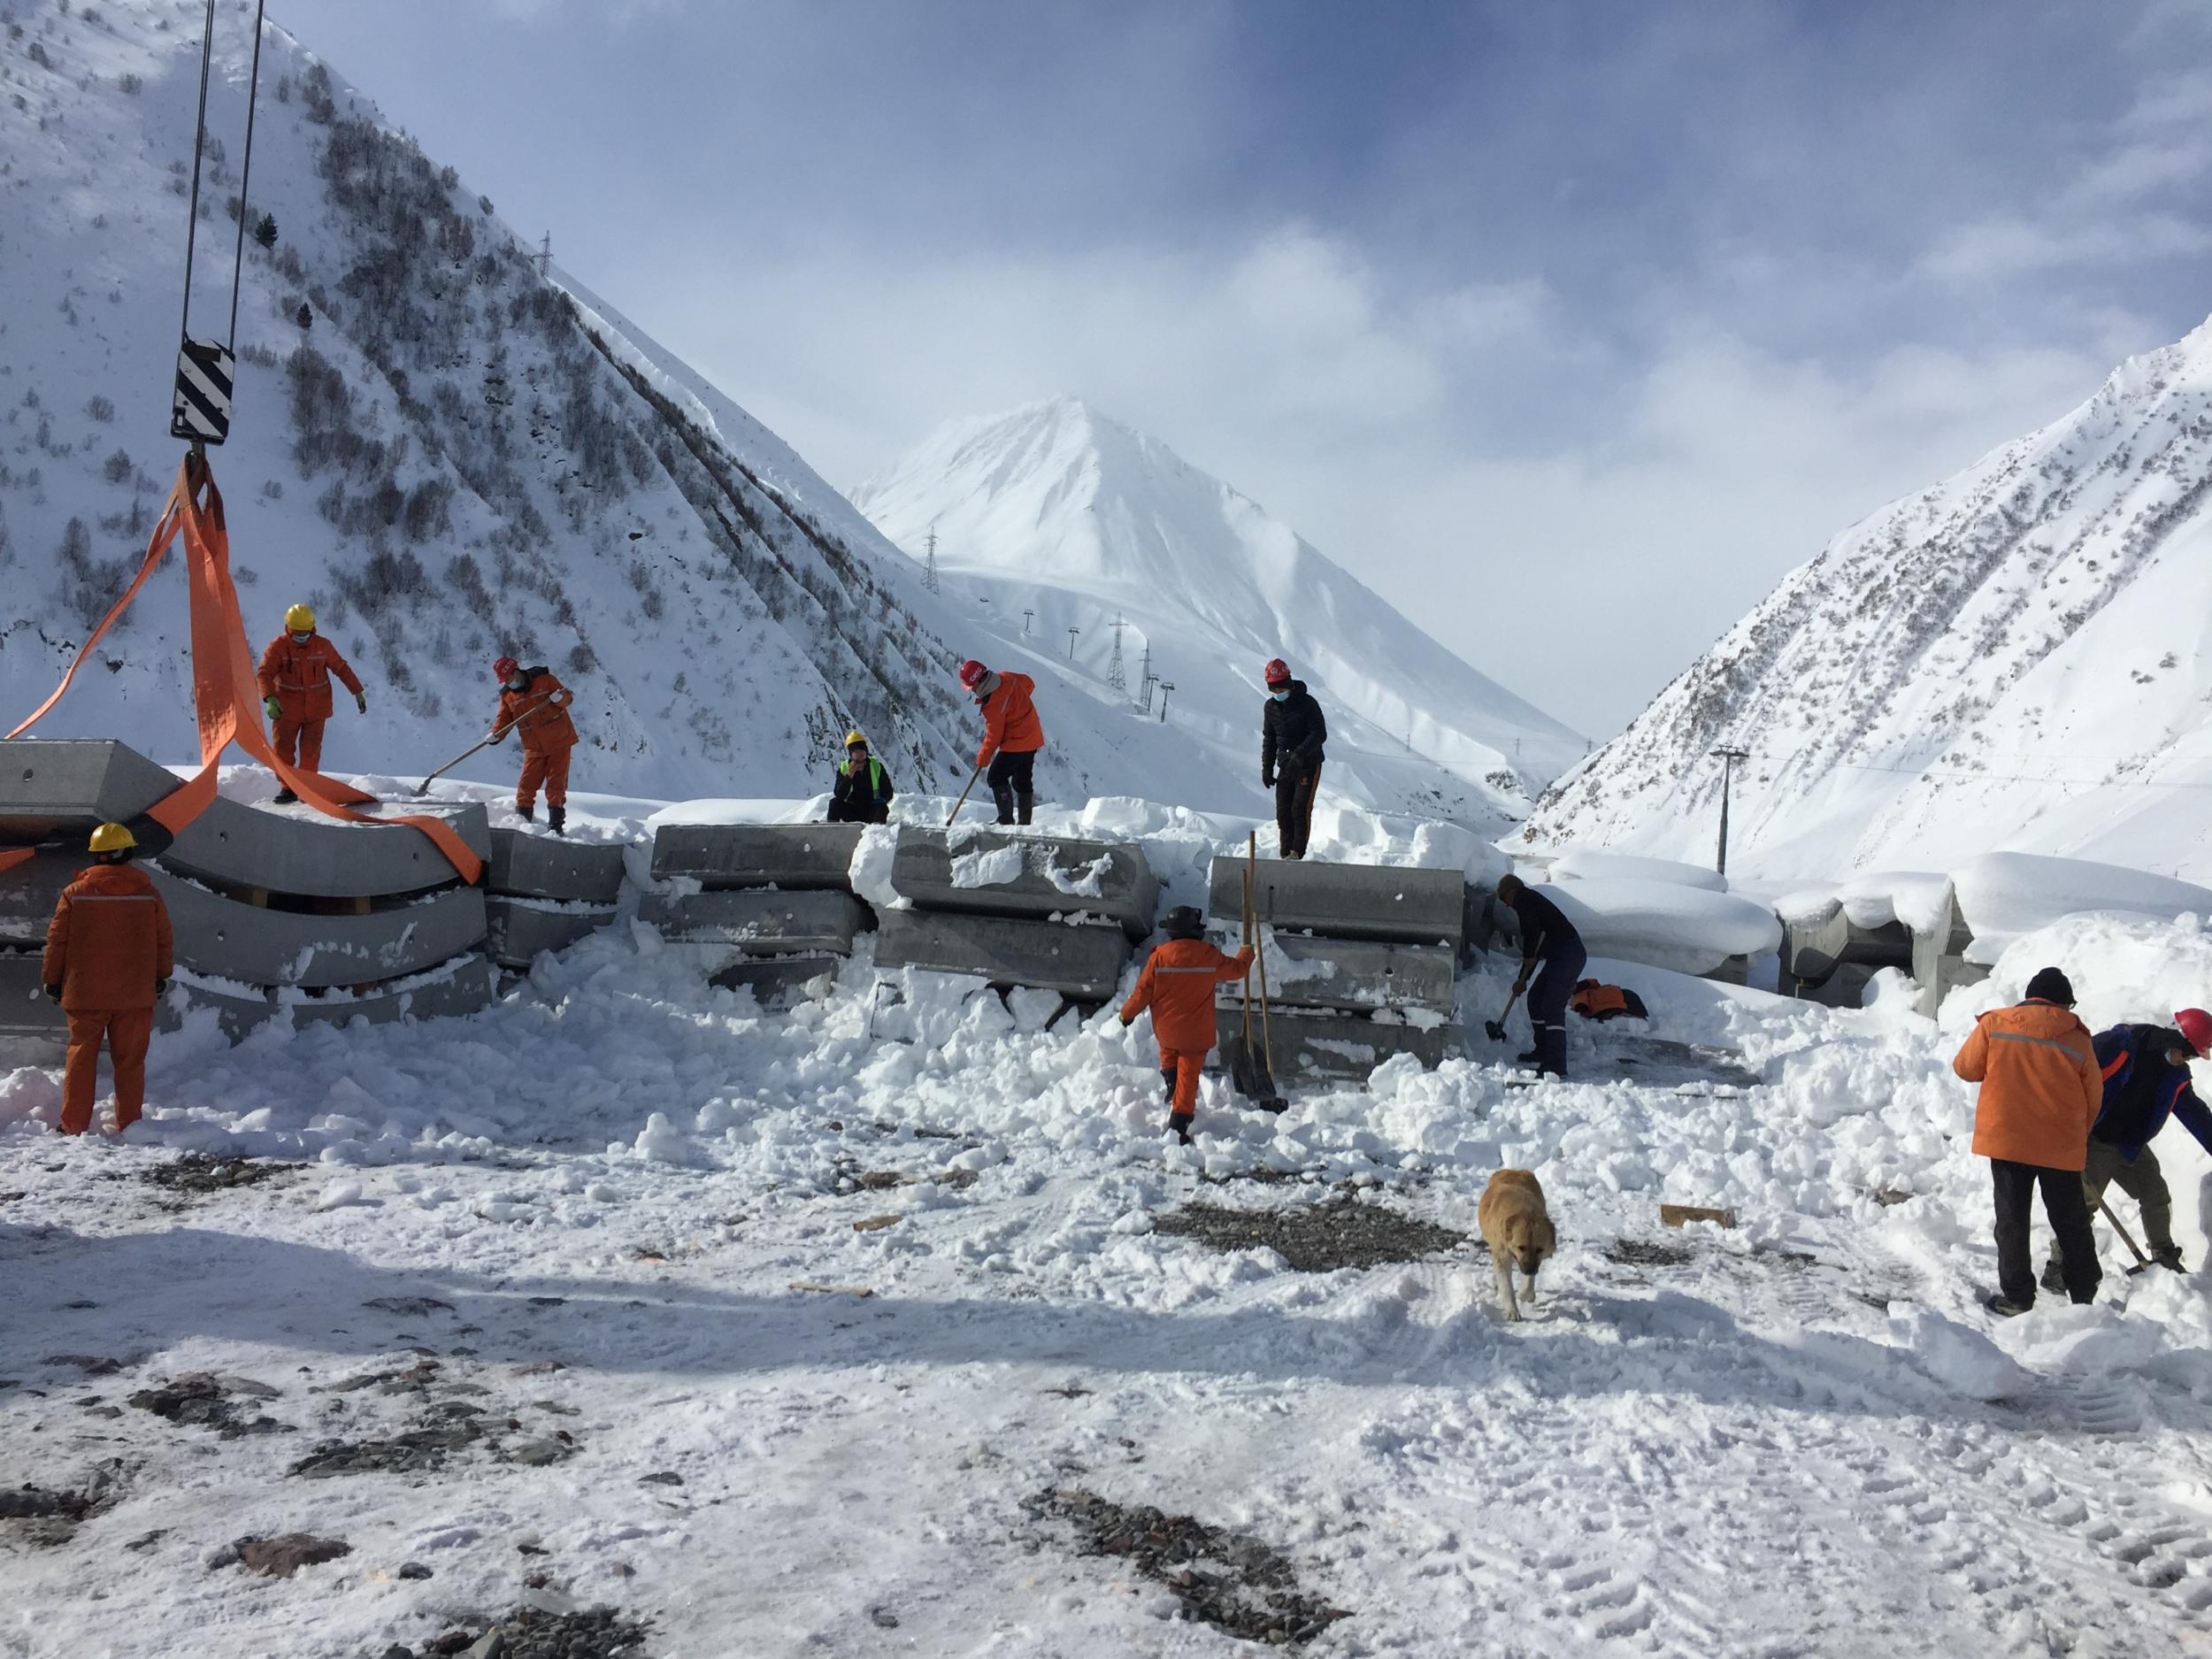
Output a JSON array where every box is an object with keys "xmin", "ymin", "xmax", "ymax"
[
  {"xmin": 257, "ymin": 632, "xmax": 363, "ymax": 722},
  {"xmin": 42, "ymin": 862, "xmax": 174, "ymax": 1011},
  {"xmin": 1953, "ymin": 999, "xmax": 2103, "ymax": 1171},
  {"xmin": 1121, "ymin": 937, "xmax": 1254, "ymax": 1053}
]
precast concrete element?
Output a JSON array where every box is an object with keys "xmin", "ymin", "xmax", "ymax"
[
  {"xmin": 1214, "ymin": 1004, "xmax": 1461, "ymax": 1081},
  {"xmin": 638, "ymin": 888, "xmax": 872, "ymax": 956},
  {"xmin": 875, "ymin": 909, "xmax": 1132, "ymax": 1002},
  {"xmin": 649, "ymin": 823, "xmax": 863, "ymax": 891},
  {"xmin": 161, "ymin": 953, "xmax": 500, "ymax": 1041},
  {"xmin": 488, "ymin": 827, "xmax": 630, "ymax": 904},
  {"xmin": 0, "ymin": 949, "xmax": 66, "ymax": 1065},
  {"xmin": 891, "ymin": 829, "xmax": 1160, "ymax": 939},
  {"xmin": 1208, "ymin": 856, "xmax": 1464, "ymax": 949},
  {"xmin": 160, "ymin": 796, "xmax": 489, "ymax": 898},
  {"xmin": 1248, "ymin": 935, "xmax": 1455, "ymax": 1014},
  {"xmin": 1911, "ymin": 891, "xmax": 1987, "ymax": 1018},
  {"xmin": 709, "ymin": 956, "xmax": 841, "ymax": 1006},
  {"xmin": 485, "ymin": 896, "xmax": 618, "ymax": 969},
  {"xmin": 0, "ymin": 849, "xmax": 82, "ymax": 945},
  {"xmin": 0, "ymin": 739, "xmax": 179, "ymax": 842},
  {"xmin": 1781, "ymin": 897, "xmax": 1912, "ymax": 995},
  {"xmin": 146, "ymin": 865, "xmax": 488, "ymax": 989}
]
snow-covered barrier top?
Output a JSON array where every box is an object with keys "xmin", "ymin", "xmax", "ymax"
[
  {"xmin": 1776, "ymin": 871, "xmax": 1954, "ymax": 936},
  {"xmin": 1550, "ymin": 848, "xmax": 1726, "ymax": 892},
  {"xmin": 1953, "ymin": 852, "xmax": 2212, "ymax": 964},
  {"xmin": 1526, "ymin": 879, "xmax": 1783, "ymax": 975}
]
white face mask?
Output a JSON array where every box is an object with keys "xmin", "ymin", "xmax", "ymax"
[
  {"xmin": 290, "ymin": 631, "xmax": 312, "ymax": 644},
  {"xmin": 1271, "ymin": 687, "xmax": 1290, "ymax": 701}
]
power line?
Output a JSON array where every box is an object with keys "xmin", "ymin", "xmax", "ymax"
[{"xmin": 1839, "ymin": 759, "xmax": 2212, "ymax": 792}]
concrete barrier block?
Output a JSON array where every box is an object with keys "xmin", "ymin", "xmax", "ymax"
[
  {"xmin": 709, "ymin": 956, "xmax": 841, "ymax": 1006},
  {"xmin": 649, "ymin": 823, "xmax": 862, "ymax": 891},
  {"xmin": 1214, "ymin": 1003, "xmax": 1461, "ymax": 1081},
  {"xmin": 875, "ymin": 910, "xmax": 1132, "ymax": 1002},
  {"xmin": 1209, "ymin": 856, "xmax": 1464, "ymax": 948},
  {"xmin": 147, "ymin": 866, "xmax": 488, "ymax": 988},
  {"xmin": 0, "ymin": 739, "xmax": 179, "ymax": 843},
  {"xmin": 1781, "ymin": 899, "xmax": 1912, "ymax": 989},
  {"xmin": 892, "ymin": 829, "xmax": 1159, "ymax": 939},
  {"xmin": 161, "ymin": 795, "xmax": 490, "ymax": 898},
  {"xmin": 162, "ymin": 952, "xmax": 499, "ymax": 1041},
  {"xmin": 1910, "ymin": 893, "xmax": 1981, "ymax": 1018},
  {"xmin": 488, "ymin": 826, "xmax": 630, "ymax": 903},
  {"xmin": 0, "ymin": 849, "xmax": 81, "ymax": 945},
  {"xmin": 638, "ymin": 888, "xmax": 871, "ymax": 956},
  {"xmin": 1248, "ymin": 935, "xmax": 1455, "ymax": 1014},
  {"xmin": 0, "ymin": 948, "xmax": 67, "ymax": 1065},
  {"xmin": 485, "ymin": 896, "xmax": 618, "ymax": 968}
]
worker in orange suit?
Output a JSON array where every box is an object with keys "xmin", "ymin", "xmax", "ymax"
[
  {"xmin": 256, "ymin": 602, "xmax": 365, "ymax": 803},
  {"xmin": 490, "ymin": 655, "xmax": 579, "ymax": 835},
  {"xmin": 957, "ymin": 658, "xmax": 1045, "ymax": 825},
  {"xmin": 42, "ymin": 823, "xmax": 173, "ymax": 1137},
  {"xmin": 1119, "ymin": 905, "xmax": 1254, "ymax": 1145}
]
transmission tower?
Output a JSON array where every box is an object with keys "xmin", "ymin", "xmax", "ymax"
[
  {"xmin": 1105, "ymin": 617, "xmax": 1128, "ymax": 693},
  {"xmin": 921, "ymin": 525, "xmax": 941, "ymax": 595},
  {"xmin": 1137, "ymin": 642, "xmax": 1155, "ymax": 710},
  {"xmin": 538, "ymin": 232, "xmax": 551, "ymax": 279}
]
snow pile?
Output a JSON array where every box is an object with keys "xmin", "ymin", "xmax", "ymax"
[
  {"xmin": 1886, "ymin": 1303, "xmax": 2032, "ymax": 1401},
  {"xmin": 949, "ymin": 844, "xmax": 1027, "ymax": 888},
  {"xmin": 1837, "ymin": 871, "xmax": 1955, "ymax": 935},
  {"xmin": 1535, "ymin": 879, "xmax": 1784, "ymax": 974},
  {"xmin": 1952, "ymin": 852, "xmax": 2212, "ymax": 963},
  {"xmin": 1939, "ymin": 910, "xmax": 2212, "ymax": 1035},
  {"xmin": 1550, "ymin": 848, "xmax": 1726, "ymax": 891}
]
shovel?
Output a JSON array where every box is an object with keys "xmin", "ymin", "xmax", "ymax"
[
  {"xmin": 2101, "ymin": 1198, "xmax": 2154, "ymax": 1276},
  {"xmin": 412, "ymin": 691, "xmax": 555, "ymax": 796},
  {"xmin": 1483, "ymin": 984, "xmax": 1525, "ymax": 1044},
  {"xmin": 1224, "ymin": 831, "xmax": 1287, "ymax": 1111},
  {"xmin": 944, "ymin": 763, "xmax": 983, "ymax": 827}
]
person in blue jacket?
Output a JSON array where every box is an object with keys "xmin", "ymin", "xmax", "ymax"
[
  {"xmin": 1494, "ymin": 874, "xmax": 1586, "ymax": 1079},
  {"xmin": 2044, "ymin": 1009, "xmax": 2212, "ymax": 1286}
]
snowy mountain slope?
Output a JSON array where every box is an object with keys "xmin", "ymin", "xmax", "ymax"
[
  {"xmin": 0, "ymin": 1, "xmax": 1230, "ymax": 813},
  {"xmin": 853, "ymin": 398, "xmax": 1586, "ymax": 833},
  {"xmin": 1523, "ymin": 316, "xmax": 2212, "ymax": 881}
]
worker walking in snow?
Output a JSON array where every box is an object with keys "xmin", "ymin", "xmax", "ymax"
[
  {"xmin": 1494, "ymin": 874, "xmax": 1586, "ymax": 1079},
  {"xmin": 41, "ymin": 823, "xmax": 173, "ymax": 1137},
  {"xmin": 489, "ymin": 655, "xmax": 579, "ymax": 835},
  {"xmin": 959, "ymin": 658, "xmax": 1044, "ymax": 826},
  {"xmin": 1260, "ymin": 658, "xmax": 1326, "ymax": 860},
  {"xmin": 1120, "ymin": 905, "xmax": 1254, "ymax": 1145},
  {"xmin": 827, "ymin": 731, "xmax": 895, "ymax": 824},
  {"xmin": 256, "ymin": 603, "xmax": 365, "ymax": 802},
  {"xmin": 2042, "ymin": 1009, "xmax": 2212, "ymax": 1288},
  {"xmin": 1952, "ymin": 966, "xmax": 2103, "ymax": 1316}
]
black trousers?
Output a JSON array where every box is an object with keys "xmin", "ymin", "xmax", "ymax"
[
  {"xmin": 1991, "ymin": 1157, "xmax": 2100, "ymax": 1306},
  {"xmin": 1275, "ymin": 761, "xmax": 1321, "ymax": 858},
  {"xmin": 987, "ymin": 749, "xmax": 1035, "ymax": 825},
  {"xmin": 1525, "ymin": 942, "xmax": 1586, "ymax": 1078}
]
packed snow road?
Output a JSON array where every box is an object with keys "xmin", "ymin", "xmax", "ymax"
[{"xmin": 4, "ymin": 923, "xmax": 2210, "ymax": 1656}]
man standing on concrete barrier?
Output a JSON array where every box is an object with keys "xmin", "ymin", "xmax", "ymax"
[
  {"xmin": 827, "ymin": 730, "xmax": 895, "ymax": 825},
  {"xmin": 1120, "ymin": 905, "xmax": 1254, "ymax": 1145},
  {"xmin": 1952, "ymin": 966, "xmax": 2103, "ymax": 1316},
  {"xmin": 490, "ymin": 655, "xmax": 580, "ymax": 836},
  {"xmin": 257, "ymin": 603, "xmax": 365, "ymax": 803},
  {"xmin": 2043, "ymin": 1009, "xmax": 2212, "ymax": 1289},
  {"xmin": 960, "ymin": 658, "xmax": 1044, "ymax": 826},
  {"xmin": 1260, "ymin": 658, "xmax": 1326, "ymax": 860},
  {"xmin": 41, "ymin": 823, "xmax": 173, "ymax": 1136},
  {"xmin": 1494, "ymin": 874, "xmax": 1586, "ymax": 1079}
]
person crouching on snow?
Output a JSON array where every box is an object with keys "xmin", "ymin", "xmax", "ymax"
[{"xmin": 1119, "ymin": 905, "xmax": 1253, "ymax": 1146}]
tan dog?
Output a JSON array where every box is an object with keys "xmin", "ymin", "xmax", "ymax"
[{"xmin": 1478, "ymin": 1169, "xmax": 1557, "ymax": 1321}]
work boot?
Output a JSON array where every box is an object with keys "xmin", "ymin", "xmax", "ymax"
[
  {"xmin": 2151, "ymin": 1244, "xmax": 2187, "ymax": 1272},
  {"xmin": 1517, "ymin": 1048, "xmax": 1540, "ymax": 1064},
  {"xmin": 2040, "ymin": 1255, "xmax": 2068, "ymax": 1294},
  {"xmin": 517, "ymin": 803, "xmax": 534, "ymax": 824},
  {"xmin": 273, "ymin": 788, "xmax": 298, "ymax": 806},
  {"xmin": 1983, "ymin": 1292, "xmax": 2032, "ymax": 1318},
  {"xmin": 1016, "ymin": 792, "xmax": 1033, "ymax": 826},
  {"xmin": 548, "ymin": 805, "xmax": 566, "ymax": 836}
]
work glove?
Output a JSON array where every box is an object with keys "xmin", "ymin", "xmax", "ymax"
[
  {"xmin": 1510, "ymin": 976, "xmax": 1528, "ymax": 998},
  {"xmin": 355, "ymin": 691, "xmax": 368, "ymax": 713},
  {"xmin": 262, "ymin": 695, "xmax": 282, "ymax": 722},
  {"xmin": 1262, "ymin": 771, "xmax": 1275, "ymax": 789},
  {"xmin": 1119, "ymin": 1015, "xmax": 1134, "ymax": 1029},
  {"xmin": 43, "ymin": 984, "xmax": 62, "ymax": 1003},
  {"xmin": 155, "ymin": 978, "xmax": 173, "ymax": 996}
]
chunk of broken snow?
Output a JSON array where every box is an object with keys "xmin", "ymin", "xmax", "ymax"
[
  {"xmin": 1887, "ymin": 1303, "xmax": 2031, "ymax": 1401},
  {"xmin": 312, "ymin": 1178, "xmax": 364, "ymax": 1212},
  {"xmin": 1532, "ymin": 879, "xmax": 1781, "ymax": 974},
  {"xmin": 950, "ymin": 844, "xmax": 1027, "ymax": 888},
  {"xmin": 1552, "ymin": 848, "xmax": 1726, "ymax": 892},
  {"xmin": 1111, "ymin": 1210, "xmax": 1154, "ymax": 1235},
  {"xmin": 847, "ymin": 824, "xmax": 908, "ymax": 911}
]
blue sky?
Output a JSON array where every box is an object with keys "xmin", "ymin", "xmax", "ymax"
[{"xmin": 278, "ymin": 0, "xmax": 2212, "ymax": 735}]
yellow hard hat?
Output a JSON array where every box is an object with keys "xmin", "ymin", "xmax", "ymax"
[
  {"xmin": 88, "ymin": 822, "xmax": 136, "ymax": 854},
  {"xmin": 284, "ymin": 603, "xmax": 316, "ymax": 632},
  {"xmin": 845, "ymin": 730, "xmax": 868, "ymax": 749}
]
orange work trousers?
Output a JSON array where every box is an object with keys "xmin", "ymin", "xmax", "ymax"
[
  {"xmin": 62, "ymin": 1007, "xmax": 152, "ymax": 1135},
  {"xmin": 517, "ymin": 746, "xmax": 572, "ymax": 811},
  {"xmin": 1158, "ymin": 1046, "xmax": 1208, "ymax": 1124},
  {"xmin": 272, "ymin": 716, "xmax": 326, "ymax": 773}
]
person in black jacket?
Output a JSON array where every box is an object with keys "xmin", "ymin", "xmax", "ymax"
[
  {"xmin": 1495, "ymin": 874, "xmax": 1586, "ymax": 1079},
  {"xmin": 1260, "ymin": 657, "xmax": 1327, "ymax": 859},
  {"xmin": 826, "ymin": 731, "xmax": 895, "ymax": 825}
]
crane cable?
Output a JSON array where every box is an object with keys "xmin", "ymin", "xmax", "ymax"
[{"xmin": 174, "ymin": 0, "xmax": 269, "ymax": 373}]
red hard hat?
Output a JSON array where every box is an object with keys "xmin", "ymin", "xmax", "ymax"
[
  {"xmin": 494, "ymin": 656, "xmax": 519, "ymax": 680},
  {"xmin": 2177, "ymin": 1008, "xmax": 2212, "ymax": 1056},
  {"xmin": 1263, "ymin": 657, "xmax": 1292, "ymax": 687},
  {"xmin": 958, "ymin": 658, "xmax": 988, "ymax": 691}
]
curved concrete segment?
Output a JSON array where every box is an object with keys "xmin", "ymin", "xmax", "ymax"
[
  {"xmin": 1245, "ymin": 936, "xmax": 1455, "ymax": 1014},
  {"xmin": 485, "ymin": 897, "xmax": 618, "ymax": 969},
  {"xmin": 875, "ymin": 910, "xmax": 1132, "ymax": 1002},
  {"xmin": 0, "ymin": 739, "xmax": 180, "ymax": 843},
  {"xmin": 0, "ymin": 948, "xmax": 67, "ymax": 1064},
  {"xmin": 488, "ymin": 827, "xmax": 630, "ymax": 903},
  {"xmin": 1214, "ymin": 1004, "xmax": 1460, "ymax": 1081},
  {"xmin": 638, "ymin": 889, "xmax": 871, "ymax": 956},
  {"xmin": 147, "ymin": 866, "xmax": 488, "ymax": 988},
  {"xmin": 649, "ymin": 823, "xmax": 863, "ymax": 891},
  {"xmin": 892, "ymin": 830, "xmax": 1159, "ymax": 940},
  {"xmin": 1209, "ymin": 857, "xmax": 1465, "ymax": 949},
  {"xmin": 709, "ymin": 956, "xmax": 841, "ymax": 1006},
  {"xmin": 162, "ymin": 795, "xmax": 490, "ymax": 898},
  {"xmin": 161, "ymin": 952, "xmax": 500, "ymax": 1041},
  {"xmin": 0, "ymin": 849, "xmax": 82, "ymax": 945},
  {"xmin": 1781, "ymin": 899, "xmax": 1911, "ymax": 989}
]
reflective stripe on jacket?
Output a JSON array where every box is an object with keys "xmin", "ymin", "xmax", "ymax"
[
  {"xmin": 1120, "ymin": 936, "xmax": 1254, "ymax": 1053},
  {"xmin": 41, "ymin": 863, "xmax": 173, "ymax": 1011},
  {"xmin": 1953, "ymin": 999, "xmax": 2103, "ymax": 1171},
  {"xmin": 256, "ymin": 632, "xmax": 362, "ymax": 722}
]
